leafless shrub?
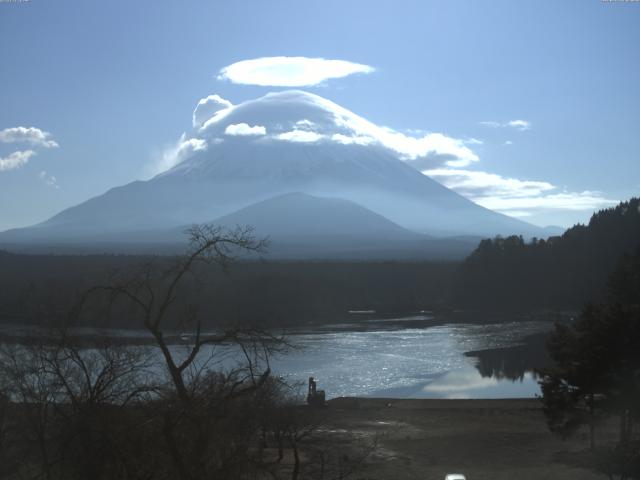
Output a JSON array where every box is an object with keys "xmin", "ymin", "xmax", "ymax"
[{"xmin": 0, "ymin": 224, "xmax": 377, "ymax": 480}]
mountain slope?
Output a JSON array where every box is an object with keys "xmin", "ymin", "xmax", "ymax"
[
  {"xmin": 211, "ymin": 192, "xmax": 417, "ymax": 239},
  {"xmin": 0, "ymin": 90, "xmax": 544, "ymax": 251},
  {"xmin": 204, "ymin": 192, "xmax": 441, "ymax": 259}
]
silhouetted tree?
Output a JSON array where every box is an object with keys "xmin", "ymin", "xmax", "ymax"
[
  {"xmin": 455, "ymin": 197, "xmax": 640, "ymax": 311},
  {"xmin": 0, "ymin": 224, "xmax": 378, "ymax": 480},
  {"xmin": 538, "ymin": 247, "xmax": 640, "ymax": 479}
]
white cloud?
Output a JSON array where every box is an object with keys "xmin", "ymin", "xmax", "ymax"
[
  {"xmin": 193, "ymin": 95, "xmax": 233, "ymax": 128},
  {"xmin": 275, "ymin": 129, "xmax": 324, "ymax": 143},
  {"xmin": 0, "ymin": 150, "xmax": 36, "ymax": 171},
  {"xmin": 309, "ymin": 96, "xmax": 479, "ymax": 166},
  {"xmin": 331, "ymin": 133, "xmax": 374, "ymax": 146},
  {"xmin": 269, "ymin": 112, "xmax": 477, "ymax": 163},
  {"xmin": 153, "ymin": 134, "xmax": 208, "ymax": 175},
  {"xmin": 424, "ymin": 168, "xmax": 555, "ymax": 198},
  {"xmin": 218, "ymin": 56, "xmax": 374, "ymax": 87},
  {"xmin": 422, "ymin": 368, "xmax": 498, "ymax": 393},
  {"xmin": 149, "ymin": 90, "xmax": 615, "ymax": 223},
  {"xmin": 479, "ymin": 120, "xmax": 532, "ymax": 131},
  {"xmin": 421, "ymin": 134, "xmax": 479, "ymax": 166},
  {"xmin": 477, "ymin": 191, "xmax": 618, "ymax": 212},
  {"xmin": 504, "ymin": 210, "xmax": 532, "ymax": 217},
  {"xmin": 224, "ymin": 123, "xmax": 266, "ymax": 136},
  {"xmin": 424, "ymin": 167, "xmax": 618, "ymax": 216},
  {"xmin": 295, "ymin": 119, "xmax": 315, "ymax": 128},
  {"xmin": 0, "ymin": 127, "xmax": 58, "ymax": 174},
  {"xmin": 39, "ymin": 170, "xmax": 59, "ymax": 189},
  {"xmin": 282, "ymin": 93, "xmax": 479, "ymax": 166},
  {"xmin": 503, "ymin": 140, "xmax": 514, "ymax": 146},
  {"xmin": 507, "ymin": 119, "xmax": 531, "ymax": 131},
  {"xmin": 0, "ymin": 126, "xmax": 59, "ymax": 148},
  {"xmin": 196, "ymin": 90, "xmax": 480, "ymax": 168},
  {"xmin": 273, "ymin": 125, "xmax": 478, "ymax": 165},
  {"xmin": 377, "ymin": 131, "xmax": 479, "ymax": 167}
]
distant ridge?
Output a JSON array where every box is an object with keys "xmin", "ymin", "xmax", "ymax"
[
  {"xmin": 212, "ymin": 192, "xmax": 416, "ymax": 239},
  {"xmin": 204, "ymin": 192, "xmax": 477, "ymax": 259}
]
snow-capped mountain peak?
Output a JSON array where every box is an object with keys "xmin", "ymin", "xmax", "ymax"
[
  {"xmin": 0, "ymin": 90, "xmax": 544, "ymax": 254},
  {"xmin": 166, "ymin": 90, "xmax": 477, "ymax": 178}
]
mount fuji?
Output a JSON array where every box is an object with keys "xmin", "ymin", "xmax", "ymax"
[{"xmin": 0, "ymin": 90, "xmax": 546, "ymax": 258}]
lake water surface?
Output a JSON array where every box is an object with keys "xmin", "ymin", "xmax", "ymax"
[
  {"xmin": 268, "ymin": 316, "xmax": 553, "ymax": 399},
  {"xmin": 0, "ymin": 315, "xmax": 553, "ymax": 400}
]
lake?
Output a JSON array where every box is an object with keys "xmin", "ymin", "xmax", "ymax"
[
  {"xmin": 0, "ymin": 315, "xmax": 554, "ymax": 400},
  {"xmin": 267, "ymin": 315, "xmax": 553, "ymax": 399}
]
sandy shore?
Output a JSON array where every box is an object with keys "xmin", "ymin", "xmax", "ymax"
[{"xmin": 323, "ymin": 397, "xmax": 602, "ymax": 480}]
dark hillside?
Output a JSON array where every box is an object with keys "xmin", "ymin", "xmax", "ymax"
[
  {"xmin": 0, "ymin": 252, "xmax": 456, "ymax": 329},
  {"xmin": 454, "ymin": 198, "xmax": 640, "ymax": 310}
]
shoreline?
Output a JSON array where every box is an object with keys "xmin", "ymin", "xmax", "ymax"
[
  {"xmin": 328, "ymin": 396, "xmax": 542, "ymax": 408},
  {"xmin": 0, "ymin": 310, "xmax": 563, "ymax": 345}
]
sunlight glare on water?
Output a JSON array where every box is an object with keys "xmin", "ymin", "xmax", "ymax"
[{"xmin": 267, "ymin": 321, "xmax": 551, "ymax": 399}]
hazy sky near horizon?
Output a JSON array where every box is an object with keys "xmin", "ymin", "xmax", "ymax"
[{"xmin": 0, "ymin": 0, "xmax": 639, "ymax": 231}]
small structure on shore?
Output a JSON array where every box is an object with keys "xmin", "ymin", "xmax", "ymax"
[{"xmin": 307, "ymin": 377, "xmax": 326, "ymax": 407}]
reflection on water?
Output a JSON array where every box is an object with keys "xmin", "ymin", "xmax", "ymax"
[
  {"xmin": 268, "ymin": 318, "xmax": 553, "ymax": 399},
  {"xmin": 467, "ymin": 333, "xmax": 551, "ymax": 381},
  {"xmin": 421, "ymin": 366, "xmax": 540, "ymax": 399},
  {"xmin": 421, "ymin": 331, "xmax": 552, "ymax": 400},
  {"xmin": 0, "ymin": 316, "xmax": 554, "ymax": 400}
]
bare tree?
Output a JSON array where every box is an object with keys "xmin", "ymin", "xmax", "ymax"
[
  {"xmin": 0, "ymin": 224, "xmax": 378, "ymax": 480},
  {"xmin": 0, "ymin": 330, "xmax": 156, "ymax": 480},
  {"xmin": 67, "ymin": 224, "xmax": 293, "ymax": 479}
]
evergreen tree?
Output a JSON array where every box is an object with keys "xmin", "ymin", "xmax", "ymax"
[
  {"xmin": 455, "ymin": 197, "xmax": 640, "ymax": 310},
  {"xmin": 538, "ymin": 248, "xmax": 640, "ymax": 479}
]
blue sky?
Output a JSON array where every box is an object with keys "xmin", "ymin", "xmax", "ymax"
[{"xmin": 0, "ymin": 0, "xmax": 638, "ymax": 230}]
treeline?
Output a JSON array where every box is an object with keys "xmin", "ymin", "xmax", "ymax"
[
  {"xmin": 3, "ymin": 197, "xmax": 639, "ymax": 328},
  {"xmin": 538, "ymin": 246, "xmax": 640, "ymax": 478},
  {"xmin": 0, "ymin": 252, "xmax": 456, "ymax": 329},
  {"xmin": 454, "ymin": 198, "xmax": 640, "ymax": 311},
  {"xmin": 0, "ymin": 227, "xmax": 374, "ymax": 480}
]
